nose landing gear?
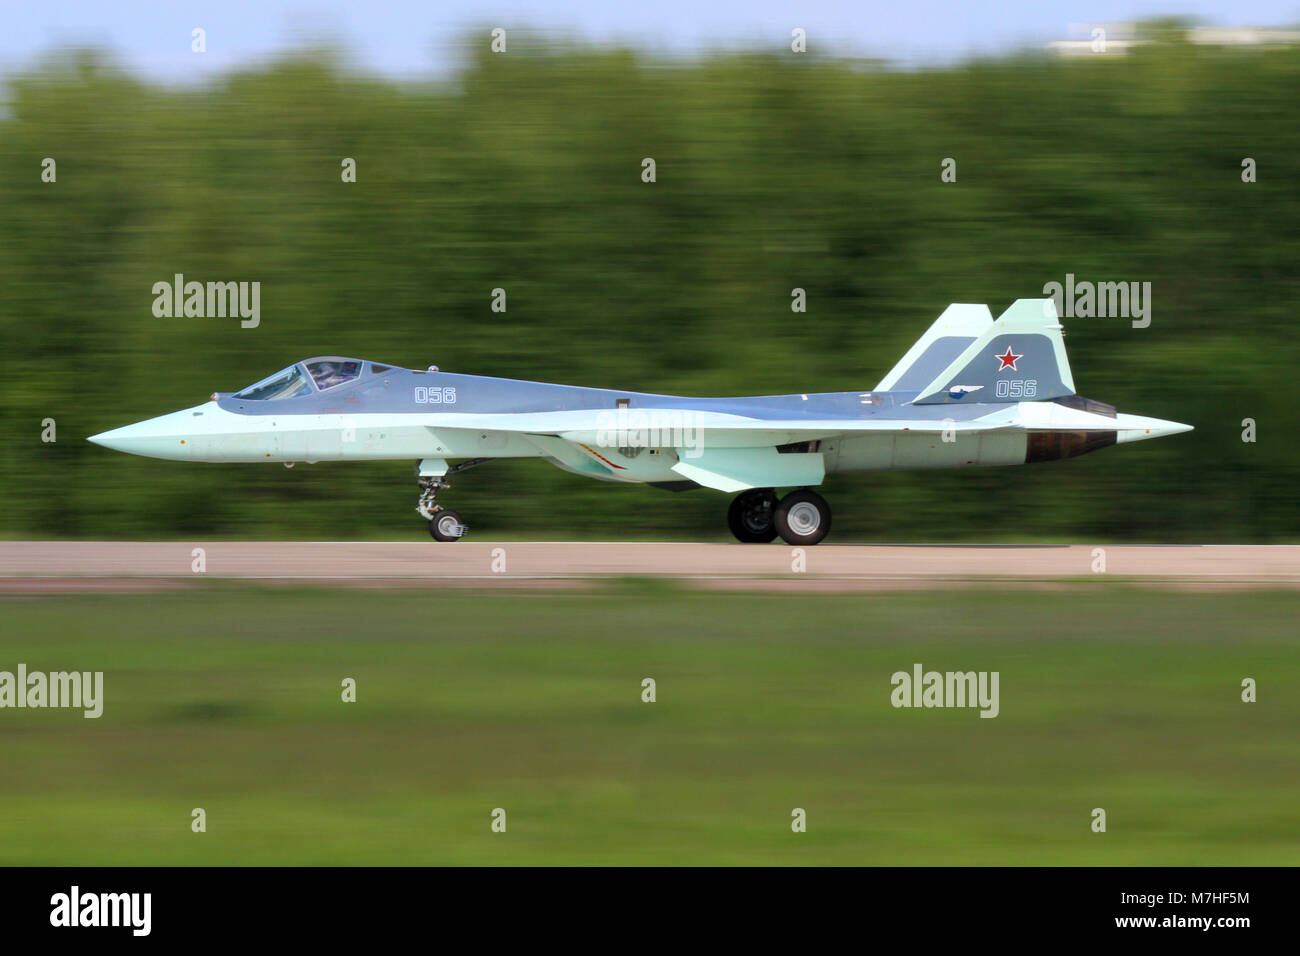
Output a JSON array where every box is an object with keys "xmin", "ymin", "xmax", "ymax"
[
  {"xmin": 417, "ymin": 476, "xmax": 465, "ymax": 541},
  {"xmin": 416, "ymin": 458, "xmax": 490, "ymax": 542}
]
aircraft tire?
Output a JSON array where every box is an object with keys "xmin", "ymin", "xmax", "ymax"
[
  {"xmin": 728, "ymin": 489, "xmax": 779, "ymax": 543},
  {"xmin": 429, "ymin": 509, "xmax": 466, "ymax": 542},
  {"xmin": 774, "ymin": 490, "xmax": 831, "ymax": 546}
]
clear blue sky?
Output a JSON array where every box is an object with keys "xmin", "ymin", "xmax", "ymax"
[{"xmin": 3, "ymin": 0, "xmax": 1298, "ymax": 79}]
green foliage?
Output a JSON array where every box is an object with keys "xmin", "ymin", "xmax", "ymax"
[{"xmin": 1, "ymin": 39, "xmax": 1295, "ymax": 540}]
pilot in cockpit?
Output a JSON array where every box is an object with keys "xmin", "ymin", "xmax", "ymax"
[
  {"xmin": 305, "ymin": 360, "xmax": 362, "ymax": 391},
  {"xmin": 312, "ymin": 362, "xmax": 345, "ymax": 390}
]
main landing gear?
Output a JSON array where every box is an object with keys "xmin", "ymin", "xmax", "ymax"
[
  {"xmin": 416, "ymin": 458, "xmax": 490, "ymax": 541},
  {"xmin": 727, "ymin": 488, "xmax": 832, "ymax": 546},
  {"xmin": 728, "ymin": 489, "xmax": 779, "ymax": 543}
]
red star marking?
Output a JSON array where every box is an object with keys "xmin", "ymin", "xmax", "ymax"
[{"xmin": 995, "ymin": 346, "xmax": 1023, "ymax": 372}]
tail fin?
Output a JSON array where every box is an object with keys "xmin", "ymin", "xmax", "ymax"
[
  {"xmin": 874, "ymin": 304, "xmax": 992, "ymax": 391},
  {"xmin": 910, "ymin": 298, "xmax": 1075, "ymax": 405}
]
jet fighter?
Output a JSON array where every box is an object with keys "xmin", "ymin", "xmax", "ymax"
[{"xmin": 88, "ymin": 299, "xmax": 1192, "ymax": 544}]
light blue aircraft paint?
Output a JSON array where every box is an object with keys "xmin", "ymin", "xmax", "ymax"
[{"xmin": 89, "ymin": 299, "xmax": 1191, "ymax": 544}]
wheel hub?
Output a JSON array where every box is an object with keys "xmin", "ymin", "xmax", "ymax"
[
  {"xmin": 786, "ymin": 501, "xmax": 821, "ymax": 535},
  {"xmin": 743, "ymin": 503, "xmax": 771, "ymax": 532}
]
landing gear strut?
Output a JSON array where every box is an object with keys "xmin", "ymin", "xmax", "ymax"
[{"xmin": 416, "ymin": 458, "xmax": 489, "ymax": 542}]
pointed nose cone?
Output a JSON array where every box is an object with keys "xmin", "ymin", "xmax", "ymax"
[
  {"xmin": 88, "ymin": 410, "xmax": 198, "ymax": 460},
  {"xmin": 1115, "ymin": 413, "xmax": 1194, "ymax": 443}
]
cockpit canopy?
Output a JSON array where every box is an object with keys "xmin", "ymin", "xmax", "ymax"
[{"xmin": 235, "ymin": 358, "xmax": 370, "ymax": 401}]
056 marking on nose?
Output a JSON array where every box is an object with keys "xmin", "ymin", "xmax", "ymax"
[{"xmin": 414, "ymin": 386, "xmax": 457, "ymax": 404}]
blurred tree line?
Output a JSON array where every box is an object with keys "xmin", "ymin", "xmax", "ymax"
[{"xmin": 1, "ymin": 32, "xmax": 1295, "ymax": 541}]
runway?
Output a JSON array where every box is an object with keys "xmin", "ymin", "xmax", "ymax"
[{"xmin": 3, "ymin": 542, "xmax": 1300, "ymax": 591}]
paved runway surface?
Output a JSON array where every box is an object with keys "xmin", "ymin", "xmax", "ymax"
[{"xmin": 3, "ymin": 542, "xmax": 1300, "ymax": 590}]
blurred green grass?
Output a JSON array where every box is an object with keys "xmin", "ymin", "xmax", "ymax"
[{"xmin": 1, "ymin": 584, "xmax": 1296, "ymax": 864}]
